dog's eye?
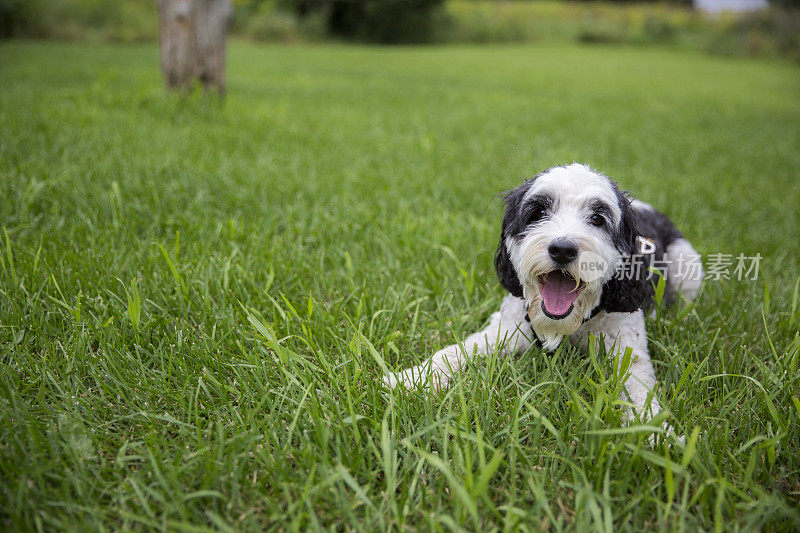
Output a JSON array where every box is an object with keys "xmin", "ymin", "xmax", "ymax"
[
  {"xmin": 530, "ymin": 208, "xmax": 547, "ymax": 223},
  {"xmin": 589, "ymin": 214, "xmax": 605, "ymax": 227}
]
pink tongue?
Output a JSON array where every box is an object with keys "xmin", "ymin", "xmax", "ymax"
[{"xmin": 540, "ymin": 271, "xmax": 580, "ymax": 316}]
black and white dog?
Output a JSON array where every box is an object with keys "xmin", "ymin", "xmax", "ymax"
[{"xmin": 385, "ymin": 163, "xmax": 703, "ymax": 422}]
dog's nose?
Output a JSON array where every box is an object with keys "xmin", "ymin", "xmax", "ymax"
[{"xmin": 548, "ymin": 239, "xmax": 579, "ymax": 265}]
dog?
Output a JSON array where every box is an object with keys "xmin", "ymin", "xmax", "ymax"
[{"xmin": 384, "ymin": 163, "xmax": 703, "ymax": 424}]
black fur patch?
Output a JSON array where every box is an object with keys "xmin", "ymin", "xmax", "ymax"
[
  {"xmin": 596, "ymin": 191, "xmax": 685, "ymax": 313},
  {"xmin": 494, "ymin": 178, "xmax": 535, "ymax": 298},
  {"xmin": 597, "ymin": 186, "xmax": 650, "ymax": 313},
  {"xmin": 634, "ymin": 205, "xmax": 684, "ymax": 251}
]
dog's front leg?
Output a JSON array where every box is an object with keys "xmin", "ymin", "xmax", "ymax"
[
  {"xmin": 573, "ymin": 310, "xmax": 661, "ymax": 422},
  {"xmin": 384, "ymin": 295, "xmax": 532, "ymax": 391}
]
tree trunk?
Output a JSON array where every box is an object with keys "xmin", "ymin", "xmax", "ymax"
[{"xmin": 156, "ymin": 0, "xmax": 232, "ymax": 96}]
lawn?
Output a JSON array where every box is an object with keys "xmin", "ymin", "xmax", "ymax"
[{"xmin": 1, "ymin": 40, "xmax": 799, "ymax": 530}]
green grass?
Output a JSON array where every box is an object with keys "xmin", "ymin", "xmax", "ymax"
[{"xmin": 1, "ymin": 40, "xmax": 799, "ymax": 530}]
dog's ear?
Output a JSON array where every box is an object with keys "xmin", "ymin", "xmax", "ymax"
[
  {"xmin": 495, "ymin": 239, "xmax": 523, "ymax": 298},
  {"xmin": 612, "ymin": 187, "xmax": 639, "ymax": 256},
  {"xmin": 599, "ymin": 187, "xmax": 648, "ymax": 313},
  {"xmin": 494, "ymin": 181, "xmax": 531, "ymax": 298},
  {"xmin": 598, "ymin": 271, "xmax": 649, "ymax": 313}
]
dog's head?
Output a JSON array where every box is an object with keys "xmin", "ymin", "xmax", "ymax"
[{"xmin": 495, "ymin": 163, "xmax": 645, "ymax": 349}]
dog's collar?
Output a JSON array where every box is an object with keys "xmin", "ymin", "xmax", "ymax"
[
  {"xmin": 523, "ymin": 309, "xmax": 544, "ymax": 348},
  {"xmin": 523, "ymin": 303, "xmax": 601, "ymax": 349}
]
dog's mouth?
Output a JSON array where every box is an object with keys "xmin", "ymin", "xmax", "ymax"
[{"xmin": 538, "ymin": 271, "xmax": 583, "ymax": 319}]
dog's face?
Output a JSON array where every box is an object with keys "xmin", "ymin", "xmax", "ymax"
[{"xmin": 495, "ymin": 164, "xmax": 639, "ymax": 349}]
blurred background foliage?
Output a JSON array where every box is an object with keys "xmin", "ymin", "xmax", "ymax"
[
  {"xmin": 0, "ymin": 0, "xmax": 159, "ymax": 41},
  {"xmin": 0, "ymin": 0, "xmax": 798, "ymax": 60}
]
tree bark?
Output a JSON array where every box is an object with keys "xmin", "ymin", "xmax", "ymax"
[{"xmin": 156, "ymin": 0, "xmax": 232, "ymax": 96}]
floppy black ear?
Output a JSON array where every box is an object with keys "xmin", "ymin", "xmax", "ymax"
[
  {"xmin": 598, "ymin": 186, "xmax": 649, "ymax": 313},
  {"xmin": 611, "ymin": 187, "xmax": 639, "ymax": 257},
  {"xmin": 495, "ymin": 239, "xmax": 523, "ymax": 298},
  {"xmin": 493, "ymin": 180, "xmax": 532, "ymax": 299},
  {"xmin": 598, "ymin": 272, "xmax": 649, "ymax": 313}
]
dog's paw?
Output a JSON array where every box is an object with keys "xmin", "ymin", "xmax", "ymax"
[
  {"xmin": 628, "ymin": 416, "xmax": 685, "ymax": 446},
  {"xmin": 383, "ymin": 365, "xmax": 450, "ymax": 391},
  {"xmin": 621, "ymin": 405, "xmax": 684, "ymax": 445},
  {"xmin": 662, "ymin": 422, "xmax": 686, "ymax": 445}
]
